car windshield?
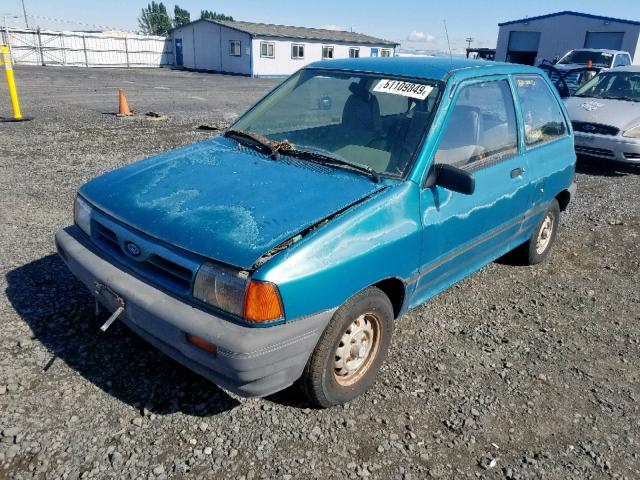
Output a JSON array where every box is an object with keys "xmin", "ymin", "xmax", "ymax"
[
  {"xmin": 575, "ymin": 71, "xmax": 640, "ymax": 102},
  {"xmin": 230, "ymin": 69, "xmax": 441, "ymax": 177},
  {"xmin": 558, "ymin": 51, "xmax": 613, "ymax": 68}
]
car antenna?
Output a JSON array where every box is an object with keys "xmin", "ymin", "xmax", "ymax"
[{"xmin": 443, "ymin": 19, "xmax": 453, "ymax": 64}]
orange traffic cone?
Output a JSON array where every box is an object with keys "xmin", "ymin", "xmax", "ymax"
[{"xmin": 117, "ymin": 88, "xmax": 133, "ymax": 116}]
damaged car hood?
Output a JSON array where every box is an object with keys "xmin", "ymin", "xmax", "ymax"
[
  {"xmin": 564, "ymin": 96, "xmax": 640, "ymax": 131},
  {"xmin": 80, "ymin": 136, "xmax": 385, "ymax": 269}
]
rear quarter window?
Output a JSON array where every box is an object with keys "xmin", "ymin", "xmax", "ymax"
[{"xmin": 514, "ymin": 75, "xmax": 568, "ymax": 148}]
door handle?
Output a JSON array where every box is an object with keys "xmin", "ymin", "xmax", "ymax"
[{"xmin": 510, "ymin": 167, "xmax": 525, "ymax": 178}]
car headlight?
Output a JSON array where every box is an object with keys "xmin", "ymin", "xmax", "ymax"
[
  {"xmin": 74, "ymin": 194, "xmax": 92, "ymax": 236},
  {"xmin": 622, "ymin": 124, "xmax": 640, "ymax": 138},
  {"xmin": 192, "ymin": 262, "xmax": 284, "ymax": 323}
]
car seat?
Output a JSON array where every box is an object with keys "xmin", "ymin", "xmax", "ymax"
[
  {"xmin": 435, "ymin": 105, "xmax": 484, "ymax": 166},
  {"xmin": 386, "ymin": 100, "xmax": 431, "ymax": 175},
  {"xmin": 341, "ymin": 82, "xmax": 382, "ymax": 140},
  {"xmin": 609, "ymin": 75, "xmax": 632, "ymax": 96}
]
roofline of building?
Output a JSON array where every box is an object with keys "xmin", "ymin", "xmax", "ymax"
[
  {"xmin": 168, "ymin": 18, "xmax": 399, "ymax": 46},
  {"xmin": 498, "ymin": 10, "xmax": 640, "ymax": 27},
  {"xmin": 249, "ymin": 32, "xmax": 399, "ymax": 46}
]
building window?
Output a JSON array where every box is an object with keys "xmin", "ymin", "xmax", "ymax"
[
  {"xmin": 381, "ymin": 49, "xmax": 391, "ymax": 57},
  {"xmin": 322, "ymin": 46, "xmax": 334, "ymax": 59},
  {"xmin": 261, "ymin": 41, "xmax": 275, "ymax": 58},
  {"xmin": 349, "ymin": 48, "xmax": 360, "ymax": 58},
  {"xmin": 292, "ymin": 44, "xmax": 305, "ymax": 59},
  {"xmin": 229, "ymin": 40, "xmax": 241, "ymax": 56}
]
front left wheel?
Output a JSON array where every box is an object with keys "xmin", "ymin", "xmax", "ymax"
[{"xmin": 301, "ymin": 286, "xmax": 394, "ymax": 408}]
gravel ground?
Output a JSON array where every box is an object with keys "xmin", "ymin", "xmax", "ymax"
[{"xmin": 1, "ymin": 65, "xmax": 639, "ymax": 480}]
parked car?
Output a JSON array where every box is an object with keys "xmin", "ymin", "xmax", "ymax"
[
  {"xmin": 541, "ymin": 49, "xmax": 632, "ymax": 95},
  {"xmin": 564, "ymin": 66, "xmax": 640, "ymax": 163},
  {"xmin": 555, "ymin": 48, "xmax": 632, "ymax": 70},
  {"xmin": 56, "ymin": 58, "xmax": 576, "ymax": 407}
]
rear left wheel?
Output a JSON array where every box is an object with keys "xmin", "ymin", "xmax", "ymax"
[{"xmin": 301, "ymin": 286, "xmax": 394, "ymax": 408}]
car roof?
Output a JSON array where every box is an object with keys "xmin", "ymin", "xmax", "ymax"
[
  {"xmin": 306, "ymin": 56, "xmax": 541, "ymax": 81},
  {"xmin": 566, "ymin": 48, "xmax": 626, "ymax": 54}
]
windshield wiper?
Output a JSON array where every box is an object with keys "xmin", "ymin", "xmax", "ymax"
[
  {"xmin": 224, "ymin": 129, "xmax": 280, "ymax": 159},
  {"xmin": 282, "ymin": 146, "xmax": 380, "ymax": 183}
]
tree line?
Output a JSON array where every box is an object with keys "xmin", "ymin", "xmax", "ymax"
[{"xmin": 138, "ymin": 2, "xmax": 234, "ymax": 36}]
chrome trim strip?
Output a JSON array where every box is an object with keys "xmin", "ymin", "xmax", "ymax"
[{"xmin": 406, "ymin": 203, "xmax": 547, "ymax": 285}]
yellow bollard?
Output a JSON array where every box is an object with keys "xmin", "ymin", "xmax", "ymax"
[{"xmin": 1, "ymin": 44, "xmax": 32, "ymax": 122}]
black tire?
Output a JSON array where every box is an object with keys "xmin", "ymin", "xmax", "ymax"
[
  {"xmin": 513, "ymin": 199, "xmax": 561, "ymax": 265},
  {"xmin": 301, "ymin": 286, "xmax": 394, "ymax": 408}
]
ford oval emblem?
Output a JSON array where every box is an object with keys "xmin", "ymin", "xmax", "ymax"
[
  {"xmin": 583, "ymin": 124, "xmax": 596, "ymax": 132},
  {"xmin": 125, "ymin": 241, "xmax": 141, "ymax": 257}
]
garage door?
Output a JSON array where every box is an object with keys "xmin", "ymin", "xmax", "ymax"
[
  {"xmin": 584, "ymin": 32, "xmax": 624, "ymax": 50},
  {"xmin": 507, "ymin": 31, "xmax": 541, "ymax": 52}
]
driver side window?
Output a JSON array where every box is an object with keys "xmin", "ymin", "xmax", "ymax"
[{"xmin": 434, "ymin": 80, "xmax": 518, "ymax": 169}]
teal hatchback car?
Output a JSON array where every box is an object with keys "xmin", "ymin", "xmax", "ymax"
[{"xmin": 56, "ymin": 58, "xmax": 576, "ymax": 407}]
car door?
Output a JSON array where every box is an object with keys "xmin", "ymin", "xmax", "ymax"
[
  {"xmin": 512, "ymin": 74, "xmax": 573, "ymax": 232},
  {"xmin": 410, "ymin": 76, "xmax": 530, "ymax": 306}
]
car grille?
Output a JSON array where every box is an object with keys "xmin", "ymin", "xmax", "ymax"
[
  {"xmin": 572, "ymin": 121, "xmax": 619, "ymax": 136},
  {"xmin": 624, "ymin": 152, "xmax": 640, "ymax": 160},
  {"xmin": 575, "ymin": 146, "xmax": 616, "ymax": 158},
  {"xmin": 92, "ymin": 218, "xmax": 197, "ymax": 296}
]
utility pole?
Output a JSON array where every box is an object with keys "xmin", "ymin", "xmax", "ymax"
[
  {"xmin": 21, "ymin": 0, "xmax": 29, "ymax": 28},
  {"xmin": 465, "ymin": 37, "xmax": 474, "ymax": 49}
]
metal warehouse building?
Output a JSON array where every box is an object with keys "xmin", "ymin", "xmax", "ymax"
[
  {"xmin": 495, "ymin": 11, "xmax": 640, "ymax": 66},
  {"xmin": 169, "ymin": 19, "xmax": 398, "ymax": 77}
]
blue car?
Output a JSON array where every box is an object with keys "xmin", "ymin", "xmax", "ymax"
[{"xmin": 56, "ymin": 58, "xmax": 576, "ymax": 407}]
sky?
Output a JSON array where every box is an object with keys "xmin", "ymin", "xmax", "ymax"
[{"xmin": 2, "ymin": 0, "xmax": 640, "ymax": 53}]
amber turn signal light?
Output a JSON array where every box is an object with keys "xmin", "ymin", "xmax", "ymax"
[
  {"xmin": 186, "ymin": 334, "xmax": 218, "ymax": 355},
  {"xmin": 244, "ymin": 280, "xmax": 284, "ymax": 322}
]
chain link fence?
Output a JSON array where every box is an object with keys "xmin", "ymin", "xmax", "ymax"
[{"xmin": 1, "ymin": 27, "xmax": 173, "ymax": 68}]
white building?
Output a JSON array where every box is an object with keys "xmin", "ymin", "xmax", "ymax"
[
  {"xmin": 168, "ymin": 19, "xmax": 398, "ymax": 77},
  {"xmin": 495, "ymin": 11, "xmax": 640, "ymax": 66}
]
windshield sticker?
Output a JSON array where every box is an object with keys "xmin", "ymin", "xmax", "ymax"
[
  {"xmin": 516, "ymin": 78, "xmax": 536, "ymax": 88},
  {"xmin": 373, "ymin": 79, "xmax": 434, "ymax": 100}
]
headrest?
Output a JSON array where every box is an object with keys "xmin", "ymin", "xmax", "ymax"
[{"xmin": 348, "ymin": 82, "xmax": 372, "ymax": 101}]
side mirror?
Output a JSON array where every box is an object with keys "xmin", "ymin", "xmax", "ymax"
[{"xmin": 425, "ymin": 164, "xmax": 475, "ymax": 195}]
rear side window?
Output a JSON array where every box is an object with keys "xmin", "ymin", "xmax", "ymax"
[
  {"xmin": 435, "ymin": 79, "xmax": 518, "ymax": 169},
  {"xmin": 514, "ymin": 75, "xmax": 567, "ymax": 148}
]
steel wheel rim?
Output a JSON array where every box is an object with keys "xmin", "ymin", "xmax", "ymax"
[
  {"xmin": 536, "ymin": 214, "xmax": 554, "ymax": 255},
  {"xmin": 333, "ymin": 313, "xmax": 381, "ymax": 386}
]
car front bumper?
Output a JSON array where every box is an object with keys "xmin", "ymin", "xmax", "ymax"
[
  {"xmin": 574, "ymin": 133, "xmax": 640, "ymax": 164},
  {"xmin": 55, "ymin": 226, "xmax": 334, "ymax": 398}
]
